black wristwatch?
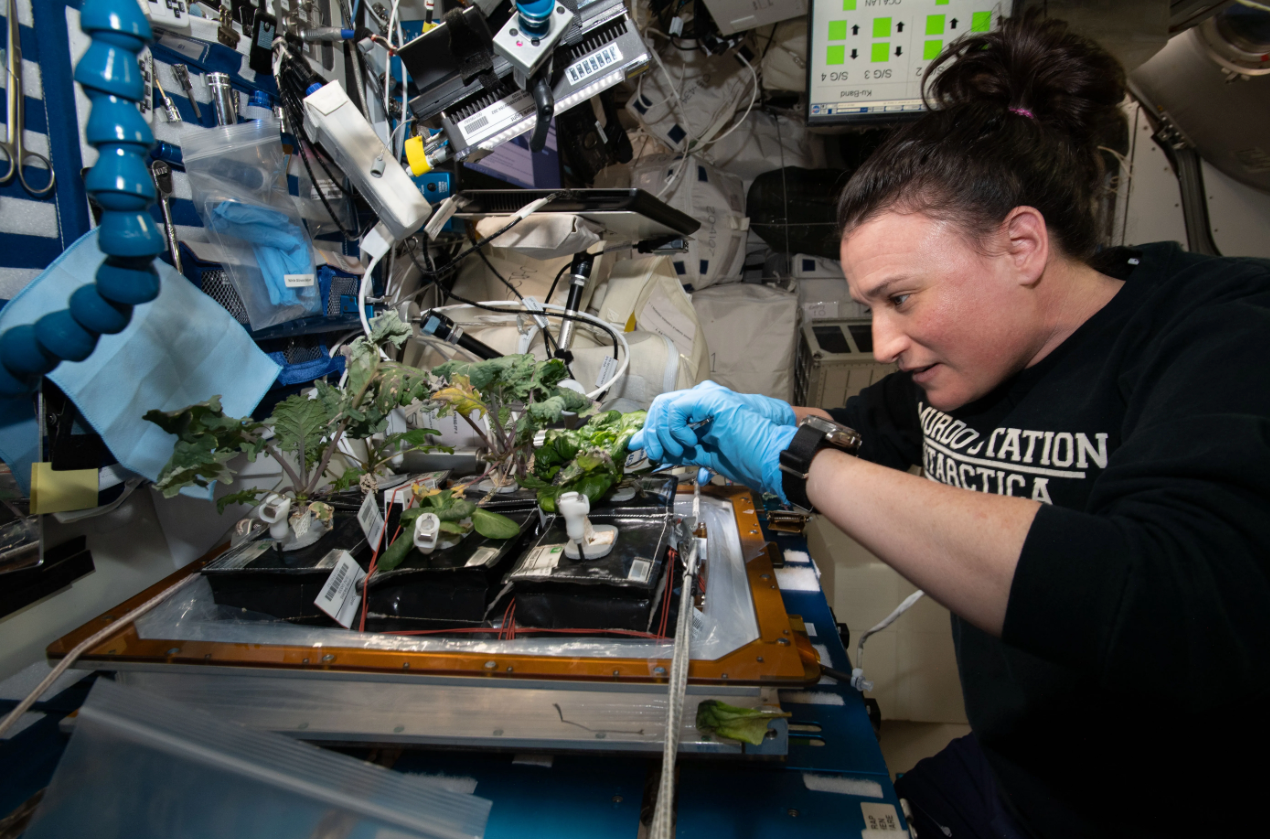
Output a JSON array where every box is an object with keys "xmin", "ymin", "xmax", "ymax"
[{"xmin": 779, "ymin": 416, "xmax": 862, "ymax": 512}]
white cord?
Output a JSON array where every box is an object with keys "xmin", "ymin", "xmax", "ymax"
[
  {"xmin": 649, "ymin": 532, "xmax": 700, "ymax": 839},
  {"xmin": 428, "ymin": 301, "xmax": 630, "ymax": 399},
  {"xmin": 850, "ymin": 590, "xmax": 925, "ymax": 693},
  {"xmin": 699, "ymin": 52, "xmax": 758, "ymax": 148},
  {"xmin": 0, "ymin": 572, "xmax": 201, "ymax": 739}
]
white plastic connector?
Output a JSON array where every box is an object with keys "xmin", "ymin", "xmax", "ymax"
[
  {"xmin": 258, "ymin": 493, "xmax": 292, "ymax": 542},
  {"xmin": 850, "ymin": 668, "xmax": 873, "ymax": 693},
  {"xmin": 413, "ymin": 512, "xmax": 441, "ymax": 554},
  {"xmin": 558, "ymin": 491, "xmax": 617, "ymax": 560},
  {"xmin": 303, "ymin": 82, "xmax": 431, "ymax": 241}
]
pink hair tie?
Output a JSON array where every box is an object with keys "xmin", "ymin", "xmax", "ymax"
[{"xmin": 1009, "ymin": 107, "xmax": 1036, "ymax": 120}]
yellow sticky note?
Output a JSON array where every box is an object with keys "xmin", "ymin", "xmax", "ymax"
[{"xmin": 30, "ymin": 463, "xmax": 99, "ymax": 514}]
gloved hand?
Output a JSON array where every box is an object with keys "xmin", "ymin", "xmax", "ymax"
[
  {"xmin": 630, "ymin": 401, "xmax": 796, "ymax": 503},
  {"xmin": 631, "ymin": 380, "xmax": 796, "ymax": 463}
]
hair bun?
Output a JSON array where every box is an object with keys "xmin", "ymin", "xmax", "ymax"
[{"xmin": 925, "ymin": 11, "xmax": 1125, "ymax": 147}]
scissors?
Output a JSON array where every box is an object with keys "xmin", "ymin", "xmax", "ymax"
[{"xmin": 1, "ymin": 0, "xmax": 55, "ymax": 198}]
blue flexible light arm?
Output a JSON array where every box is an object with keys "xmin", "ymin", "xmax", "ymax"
[{"xmin": 0, "ymin": 0, "xmax": 161, "ymax": 397}]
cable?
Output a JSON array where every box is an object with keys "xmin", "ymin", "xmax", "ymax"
[
  {"xmin": 544, "ymin": 262, "xmax": 570, "ymax": 307},
  {"xmin": 850, "ymin": 590, "xmax": 925, "ymax": 693},
  {"xmin": 0, "ymin": 572, "xmax": 201, "ymax": 738},
  {"xmin": 425, "ymin": 301, "xmax": 629, "ymax": 399},
  {"xmin": 649, "ymin": 530, "xmax": 701, "ymax": 839}
]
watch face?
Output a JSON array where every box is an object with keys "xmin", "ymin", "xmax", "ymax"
[
  {"xmin": 804, "ymin": 415, "xmax": 837, "ymax": 434},
  {"xmin": 803, "ymin": 415, "xmax": 862, "ymax": 452}
]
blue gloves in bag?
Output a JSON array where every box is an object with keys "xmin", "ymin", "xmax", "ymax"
[
  {"xmin": 629, "ymin": 381, "xmax": 798, "ymax": 503},
  {"xmin": 207, "ymin": 201, "xmax": 320, "ymax": 310}
]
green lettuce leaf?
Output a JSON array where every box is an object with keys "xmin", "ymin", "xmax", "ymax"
[{"xmin": 695, "ymin": 700, "xmax": 792, "ymax": 746}]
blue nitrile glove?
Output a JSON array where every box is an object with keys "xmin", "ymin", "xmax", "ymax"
[
  {"xmin": 640, "ymin": 380, "xmax": 787, "ymax": 462},
  {"xmin": 631, "ymin": 380, "xmax": 796, "ymax": 464},
  {"xmin": 630, "ymin": 402, "xmax": 796, "ymax": 502},
  {"xmin": 207, "ymin": 201, "xmax": 319, "ymax": 311}
]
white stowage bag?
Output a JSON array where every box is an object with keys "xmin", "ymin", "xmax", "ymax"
[
  {"xmin": 625, "ymin": 46, "xmax": 751, "ymax": 152},
  {"xmin": 703, "ymin": 110, "xmax": 826, "ymax": 191},
  {"xmin": 691, "ymin": 283, "xmax": 800, "ymax": 402},
  {"xmin": 630, "ymin": 155, "xmax": 748, "ymax": 289},
  {"xmin": 759, "ymin": 18, "xmax": 809, "ymax": 92},
  {"xmin": 589, "ymin": 255, "xmax": 710, "ymax": 387}
]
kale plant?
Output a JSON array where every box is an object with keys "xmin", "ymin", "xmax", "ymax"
[
  {"xmin": 428, "ymin": 355, "xmax": 594, "ymax": 482},
  {"xmin": 144, "ymin": 313, "xmax": 446, "ymax": 511}
]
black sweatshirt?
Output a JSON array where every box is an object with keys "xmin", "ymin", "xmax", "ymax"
[{"xmin": 830, "ymin": 242, "xmax": 1270, "ymax": 838}]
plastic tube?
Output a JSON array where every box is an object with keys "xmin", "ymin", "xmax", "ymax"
[{"xmin": 429, "ymin": 301, "xmax": 630, "ymax": 399}]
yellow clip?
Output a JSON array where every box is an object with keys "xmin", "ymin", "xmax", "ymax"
[{"xmin": 405, "ymin": 135, "xmax": 432, "ymax": 177}]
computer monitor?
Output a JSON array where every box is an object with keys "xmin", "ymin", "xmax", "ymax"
[{"xmin": 806, "ymin": 0, "xmax": 1001, "ymax": 125}]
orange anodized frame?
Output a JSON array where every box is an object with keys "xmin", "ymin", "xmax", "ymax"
[{"xmin": 48, "ymin": 487, "xmax": 821, "ymax": 686}]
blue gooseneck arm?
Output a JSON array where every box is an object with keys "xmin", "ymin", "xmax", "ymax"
[{"xmin": 0, "ymin": 0, "xmax": 162, "ymax": 396}]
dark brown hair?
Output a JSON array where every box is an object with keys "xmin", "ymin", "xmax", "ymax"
[{"xmin": 836, "ymin": 12, "xmax": 1127, "ymax": 260}]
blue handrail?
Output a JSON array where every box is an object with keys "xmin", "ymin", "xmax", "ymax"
[{"xmin": 0, "ymin": 0, "xmax": 161, "ymax": 396}]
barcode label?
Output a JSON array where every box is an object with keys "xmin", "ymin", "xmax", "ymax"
[
  {"xmin": 628, "ymin": 557, "xmax": 651, "ymax": 583},
  {"xmin": 466, "ymin": 546, "xmax": 501, "ymax": 568},
  {"xmin": 691, "ymin": 606, "xmax": 706, "ymax": 639},
  {"xmin": 284, "ymin": 273, "xmax": 315, "ymax": 288},
  {"xmin": 324, "ymin": 563, "xmax": 349, "ymax": 601},
  {"xmin": 566, "ymin": 43, "xmax": 623, "ymax": 86},
  {"xmin": 315, "ymin": 550, "xmax": 366, "ymax": 627},
  {"xmin": 456, "ymin": 91, "xmax": 534, "ymax": 146},
  {"xmin": 519, "ymin": 544, "xmax": 564, "ymax": 577},
  {"xmin": 358, "ymin": 491, "xmax": 386, "ymax": 549}
]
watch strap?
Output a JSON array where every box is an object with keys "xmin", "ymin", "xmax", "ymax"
[{"xmin": 779, "ymin": 425, "xmax": 826, "ymax": 510}]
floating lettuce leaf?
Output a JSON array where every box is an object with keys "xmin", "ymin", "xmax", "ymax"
[{"xmin": 695, "ymin": 700, "xmax": 792, "ymax": 746}]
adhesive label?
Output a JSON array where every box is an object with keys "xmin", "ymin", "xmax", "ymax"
[
  {"xmin": 860, "ymin": 802, "xmax": 902, "ymax": 833},
  {"xmin": 595, "ymin": 354, "xmax": 617, "ymax": 389},
  {"xmin": 358, "ymin": 491, "xmax": 386, "ymax": 550},
  {"xmin": 519, "ymin": 543, "xmax": 564, "ymax": 577},
  {"xmin": 691, "ymin": 606, "xmax": 706, "ymax": 639},
  {"xmin": 466, "ymin": 546, "xmax": 501, "ymax": 568},
  {"xmin": 457, "ymin": 91, "xmax": 534, "ymax": 146},
  {"xmin": 315, "ymin": 550, "xmax": 367, "ymax": 628},
  {"xmin": 565, "ymin": 43, "xmax": 623, "ymax": 87},
  {"xmin": 627, "ymin": 557, "xmax": 651, "ymax": 583},
  {"xmin": 284, "ymin": 273, "xmax": 315, "ymax": 288}
]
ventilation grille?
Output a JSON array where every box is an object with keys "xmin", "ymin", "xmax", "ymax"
[
  {"xmin": 567, "ymin": 17, "xmax": 627, "ymax": 61},
  {"xmin": 327, "ymin": 276, "xmax": 357, "ymax": 317},
  {"xmin": 199, "ymin": 269, "xmax": 250, "ymax": 324}
]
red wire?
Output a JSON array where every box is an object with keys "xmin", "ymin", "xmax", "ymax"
[{"xmin": 359, "ymin": 494, "xmax": 416, "ymax": 632}]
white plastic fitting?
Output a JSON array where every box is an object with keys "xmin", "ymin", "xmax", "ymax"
[
  {"xmin": 258, "ymin": 493, "xmax": 292, "ymax": 542},
  {"xmin": 558, "ymin": 491, "xmax": 617, "ymax": 560},
  {"xmin": 413, "ymin": 512, "xmax": 441, "ymax": 554}
]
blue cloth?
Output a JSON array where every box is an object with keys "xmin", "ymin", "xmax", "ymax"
[
  {"xmin": 629, "ymin": 382, "xmax": 796, "ymax": 501},
  {"xmin": 0, "ymin": 229, "xmax": 281, "ymax": 497},
  {"xmin": 893, "ymin": 733, "xmax": 1031, "ymax": 839},
  {"xmin": 206, "ymin": 201, "xmax": 320, "ymax": 310}
]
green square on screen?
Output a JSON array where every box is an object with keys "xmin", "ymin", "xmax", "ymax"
[
  {"xmin": 871, "ymin": 42, "xmax": 889, "ymax": 62},
  {"xmin": 923, "ymin": 39, "xmax": 943, "ymax": 60},
  {"xmin": 827, "ymin": 45, "xmax": 845, "ymax": 64},
  {"xmin": 926, "ymin": 14, "xmax": 945, "ymax": 35},
  {"xmin": 828, "ymin": 20, "xmax": 847, "ymax": 40},
  {"xmin": 972, "ymin": 11, "xmax": 992, "ymax": 32},
  {"xmin": 935, "ymin": 0, "xmax": 949, "ymax": 4},
  {"xmin": 843, "ymin": 0, "xmax": 856, "ymax": 9},
  {"xmin": 873, "ymin": 17, "xmax": 891, "ymax": 38}
]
